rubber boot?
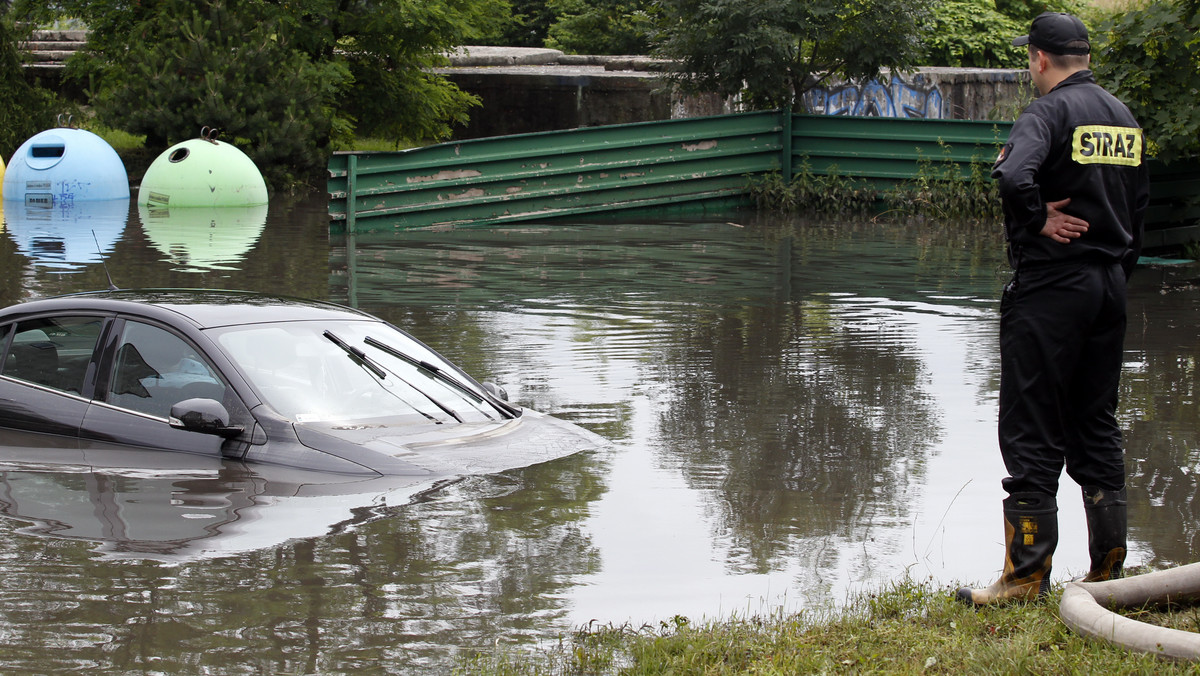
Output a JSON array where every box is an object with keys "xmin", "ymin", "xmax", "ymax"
[
  {"xmin": 1081, "ymin": 485, "xmax": 1127, "ymax": 582},
  {"xmin": 956, "ymin": 492, "xmax": 1058, "ymax": 605}
]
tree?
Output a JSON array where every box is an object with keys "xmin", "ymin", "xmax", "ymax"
[
  {"xmin": 478, "ymin": 0, "xmax": 557, "ymax": 47},
  {"xmin": 1093, "ymin": 0, "xmax": 1200, "ymax": 164},
  {"xmin": 14, "ymin": 0, "xmax": 508, "ymax": 187},
  {"xmin": 993, "ymin": 0, "xmax": 1082, "ymax": 21},
  {"xmin": 652, "ymin": 0, "xmax": 935, "ymax": 110},
  {"xmin": 80, "ymin": 0, "xmax": 348, "ymax": 189},
  {"xmin": 544, "ymin": 0, "xmax": 656, "ymax": 55},
  {"xmin": 319, "ymin": 0, "xmax": 508, "ymax": 144},
  {"xmin": 918, "ymin": 0, "xmax": 1027, "ymax": 69},
  {"xmin": 0, "ymin": 7, "xmax": 61, "ymax": 161}
]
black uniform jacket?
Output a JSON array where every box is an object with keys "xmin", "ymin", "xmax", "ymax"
[{"xmin": 992, "ymin": 70, "xmax": 1151, "ymax": 277}]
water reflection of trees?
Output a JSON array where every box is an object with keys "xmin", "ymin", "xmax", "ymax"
[
  {"xmin": 341, "ymin": 215, "xmax": 1008, "ymax": 583},
  {"xmin": 0, "ymin": 451, "xmax": 606, "ymax": 673},
  {"xmin": 1122, "ymin": 273, "xmax": 1200, "ymax": 567},
  {"xmin": 654, "ymin": 293, "xmax": 940, "ymax": 575},
  {"xmin": 648, "ymin": 216, "xmax": 1004, "ymax": 577}
]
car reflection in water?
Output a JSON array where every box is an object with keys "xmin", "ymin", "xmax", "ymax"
[
  {"xmin": 0, "ymin": 290, "xmax": 605, "ymax": 558},
  {"xmin": 0, "ymin": 428, "xmax": 468, "ymax": 561}
]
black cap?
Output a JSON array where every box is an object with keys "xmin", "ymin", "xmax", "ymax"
[{"xmin": 1013, "ymin": 12, "xmax": 1090, "ymax": 55}]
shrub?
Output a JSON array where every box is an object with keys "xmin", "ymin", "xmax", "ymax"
[
  {"xmin": 0, "ymin": 13, "xmax": 62, "ymax": 161},
  {"xmin": 88, "ymin": 0, "xmax": 349, "ymax": 191}
]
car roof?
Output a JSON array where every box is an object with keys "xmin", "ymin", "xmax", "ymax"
[{"xmin": 0, "ymin": 289, "xmax": 377, "ymax": 330}]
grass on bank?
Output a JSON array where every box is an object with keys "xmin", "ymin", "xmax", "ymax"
[{"xmin": 455, "ymin": 574, "xmax": 1199, "ymax": 675}]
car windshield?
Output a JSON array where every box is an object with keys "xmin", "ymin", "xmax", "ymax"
[{"xmin": 210, "ymin": 320, "xmax": 511, "ymax": 424}]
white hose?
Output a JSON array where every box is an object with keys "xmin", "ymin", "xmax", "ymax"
[{"xmin": 1059, "ymin": 562, "xmax": 1200, "ymax": 660}]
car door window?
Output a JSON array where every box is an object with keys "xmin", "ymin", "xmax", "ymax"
[
  {"xmin": 1, "ymin": 316, "xmax": 103, "ymax": 395},
  {"xmin": 106, "ymin": 321, "xmax": 226, "ymax": 418}
]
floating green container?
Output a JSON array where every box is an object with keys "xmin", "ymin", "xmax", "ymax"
[{"xmin": 138, "ymin": 137, "xmax": 268, "ymax": 207}]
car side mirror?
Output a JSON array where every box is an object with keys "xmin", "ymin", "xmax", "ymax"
[
  {"xmin": 482, "ymin": 381, "xmax": 508, "ymax": 401},
  {"xmin": 169, "ymin": 397, "xmax": 244, "ymax": 438}
]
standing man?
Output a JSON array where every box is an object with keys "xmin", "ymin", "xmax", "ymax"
[{"xmin": 957, "ymin": 12, "xmax": 1150, "ymax": 606}]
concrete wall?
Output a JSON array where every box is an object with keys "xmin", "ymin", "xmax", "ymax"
[
  {"xmin": 441, "ymin": 47, "xmax": 1032, "ymax": 140},
  {"xmin": 24, "ymin": 37, "xmax": 1032, "ymax": 140},
  {"xmin": 803, "ymin": 68, "xmax": 1033, "ymax": 121}
]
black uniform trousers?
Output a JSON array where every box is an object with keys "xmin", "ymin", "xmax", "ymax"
[{"xmin": 997, "ymin": 260, "xmax": 1127, "ymax": 497}]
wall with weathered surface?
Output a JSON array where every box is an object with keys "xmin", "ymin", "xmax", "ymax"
[
  {"xmin": 440, "ymin": 47, "xmax": 1031, "ymax": 140},
  {"xmin": 438, "ymin": 48, "xmax": 732, "ymax": 139},
  {"xmin": 25, "ymin": 38, "xmax": 1030, "ymax": 139},
  {"xmin": 803, "ymin": 68, "xmax": 1033, "ymax": 120}
]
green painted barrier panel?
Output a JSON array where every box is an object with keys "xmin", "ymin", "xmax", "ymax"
[
  {"xmin": 790, "ymin": 114, "xmax": 1010, "ymax": 188},
  {"xmin": 329, "ymin": 110, "xmax": 1198, "ymax": 238},
  {"xmin": 329, "ymin": 110, "xmax": 787, "ymax": 233}
]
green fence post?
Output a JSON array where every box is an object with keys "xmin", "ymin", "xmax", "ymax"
[
  {"xmin": 781, "ymin": 107, "xmax": 793, "ymax": 180},
  {"xmin": 346, "ymin": 154, "xmax": 358, "ymax": 235}
]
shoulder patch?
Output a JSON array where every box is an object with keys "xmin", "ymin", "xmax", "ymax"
[
  {"xmin": 1072, "ymin": 125, "xmax": 1143, "ymax": 166},
  {"xmin": 994, "ymin": 143, "xmax": 1011, "ymax": 168}
]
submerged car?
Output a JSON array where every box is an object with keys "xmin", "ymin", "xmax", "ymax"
[{"xmin": 0, "ymin": 290, "xmax": 603, "ymax": 476}]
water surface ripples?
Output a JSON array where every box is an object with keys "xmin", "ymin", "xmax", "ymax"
[{"xmin": 2, "ymin": 199, "xmax": 1200, "ymax": 672}]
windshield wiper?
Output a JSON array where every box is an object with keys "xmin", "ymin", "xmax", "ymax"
[
  {"xmin": 324, "ymin": 330, "xmax": 464, "ymax": 423},
  {"xmin": 323, "ymin": 330, "xmax": 386, "ymax": 379},
  {"xmin": 364, "ymin": 336, "xmax": 519, "ymax": 418}
]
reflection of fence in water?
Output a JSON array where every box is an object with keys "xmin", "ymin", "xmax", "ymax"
[{"xmin": 330, "ymin": 220, "xmax": 1007, "ymax": 312}]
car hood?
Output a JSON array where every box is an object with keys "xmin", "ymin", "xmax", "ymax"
[{"xmin": 292, "ymin": 410, "xmax": 606, "ymax": 476}]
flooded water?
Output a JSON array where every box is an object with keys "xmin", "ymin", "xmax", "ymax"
[{"xmin": 2, "ymin": 193, "xmax": 1200, "ymax": 672}]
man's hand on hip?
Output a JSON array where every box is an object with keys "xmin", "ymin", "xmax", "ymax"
[{"xmin": 1040, "ymin": 198, "xmax": 1089, "ymax": 244}]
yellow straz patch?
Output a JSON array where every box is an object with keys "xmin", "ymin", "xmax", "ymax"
[{"xmin": 1072, "ymin": 125, "xmax": 1143, "ymax": 166}]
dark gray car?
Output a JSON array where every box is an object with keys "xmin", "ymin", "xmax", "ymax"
[{"xmin": 0, "ymin": 289, "xmax": 602, "ymax": 476}]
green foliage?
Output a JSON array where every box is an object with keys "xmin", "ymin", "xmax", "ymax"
[
  {"xmin": 1093, "ymin": 0, "xmax": 1200, "ymax": 163},
  {"xmin": 477, "ymin": 0, "xmax": 656, "ymax": 54},
  {"xmin": 0, "ymin": 12, "xmax": 62, "ymax": 161},
  {"xmin": 919, "ymin": 0, "xmax": 1087, "ymax": 69},
  {"xmin": 920, "ymin": 0, "xmax": 1028, "ymax": 68},
  {"xmin": 326, "ymin": 0, "xmax": 504, "ymax": 143},
  {"xmin": 82, "ymin": 0, "xmax": 348, "ymax": 190},
  {"xmin": 477, "ymin": 0, "xmax": 557, "ymax": 47},
  {"xmin": 749, "ymin": 144, "xmax": 1003, "ymax": 221},
  {"xmin": 653, "ymin": 0, "xmax": 935, "ymax": 110},
  {"xmin": 544, "ymin": 0, "xmax": 656, "ymax": 55},
  {"xmin": 994, "ymin": 0, "xmax": 1088, "ymax": 23},
  {"xmin": 748, "ymin": 162, "xmax": 876, "ymax": 215},
  {"xmin": 14, "ymin": 0, "xmax": 504, "ymax": 188},
  {"xmin": 884, "ymin": 143, "xmax": 1004, "ymax": 221}
]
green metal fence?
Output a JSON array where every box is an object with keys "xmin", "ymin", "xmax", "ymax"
[
  {"xmin": 329, "ymin": 110, "xmax": 789, "ymax": 233},
  {"xmin": 790, "ymin": 115, "xmax": 1010, "ymax": 188},
  {"xmin": 329, "ymin": 111, "xmax": 1195, "ymax": 237}
]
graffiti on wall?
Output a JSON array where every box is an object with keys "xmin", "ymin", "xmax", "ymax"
[{"xmin": 802, "ymin": 74, "xmax": 946, "ymax": 119}]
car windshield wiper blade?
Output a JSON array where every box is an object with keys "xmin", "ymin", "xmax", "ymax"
[
  {"xmin": 325, "ymin": 330, "xmax": 464, "ymax": 423},
  {"xmin": 323, "ymin": 330, "xmax": 386, "ymax": 379},
  {"xmin": 364, "ymin": 336, "xmax": 519, "ymax": 418}
]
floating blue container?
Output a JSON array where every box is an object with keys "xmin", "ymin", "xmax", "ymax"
[{"xmin": 2, "ymin": 127, "xmax": 130, "ymax": 205}]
